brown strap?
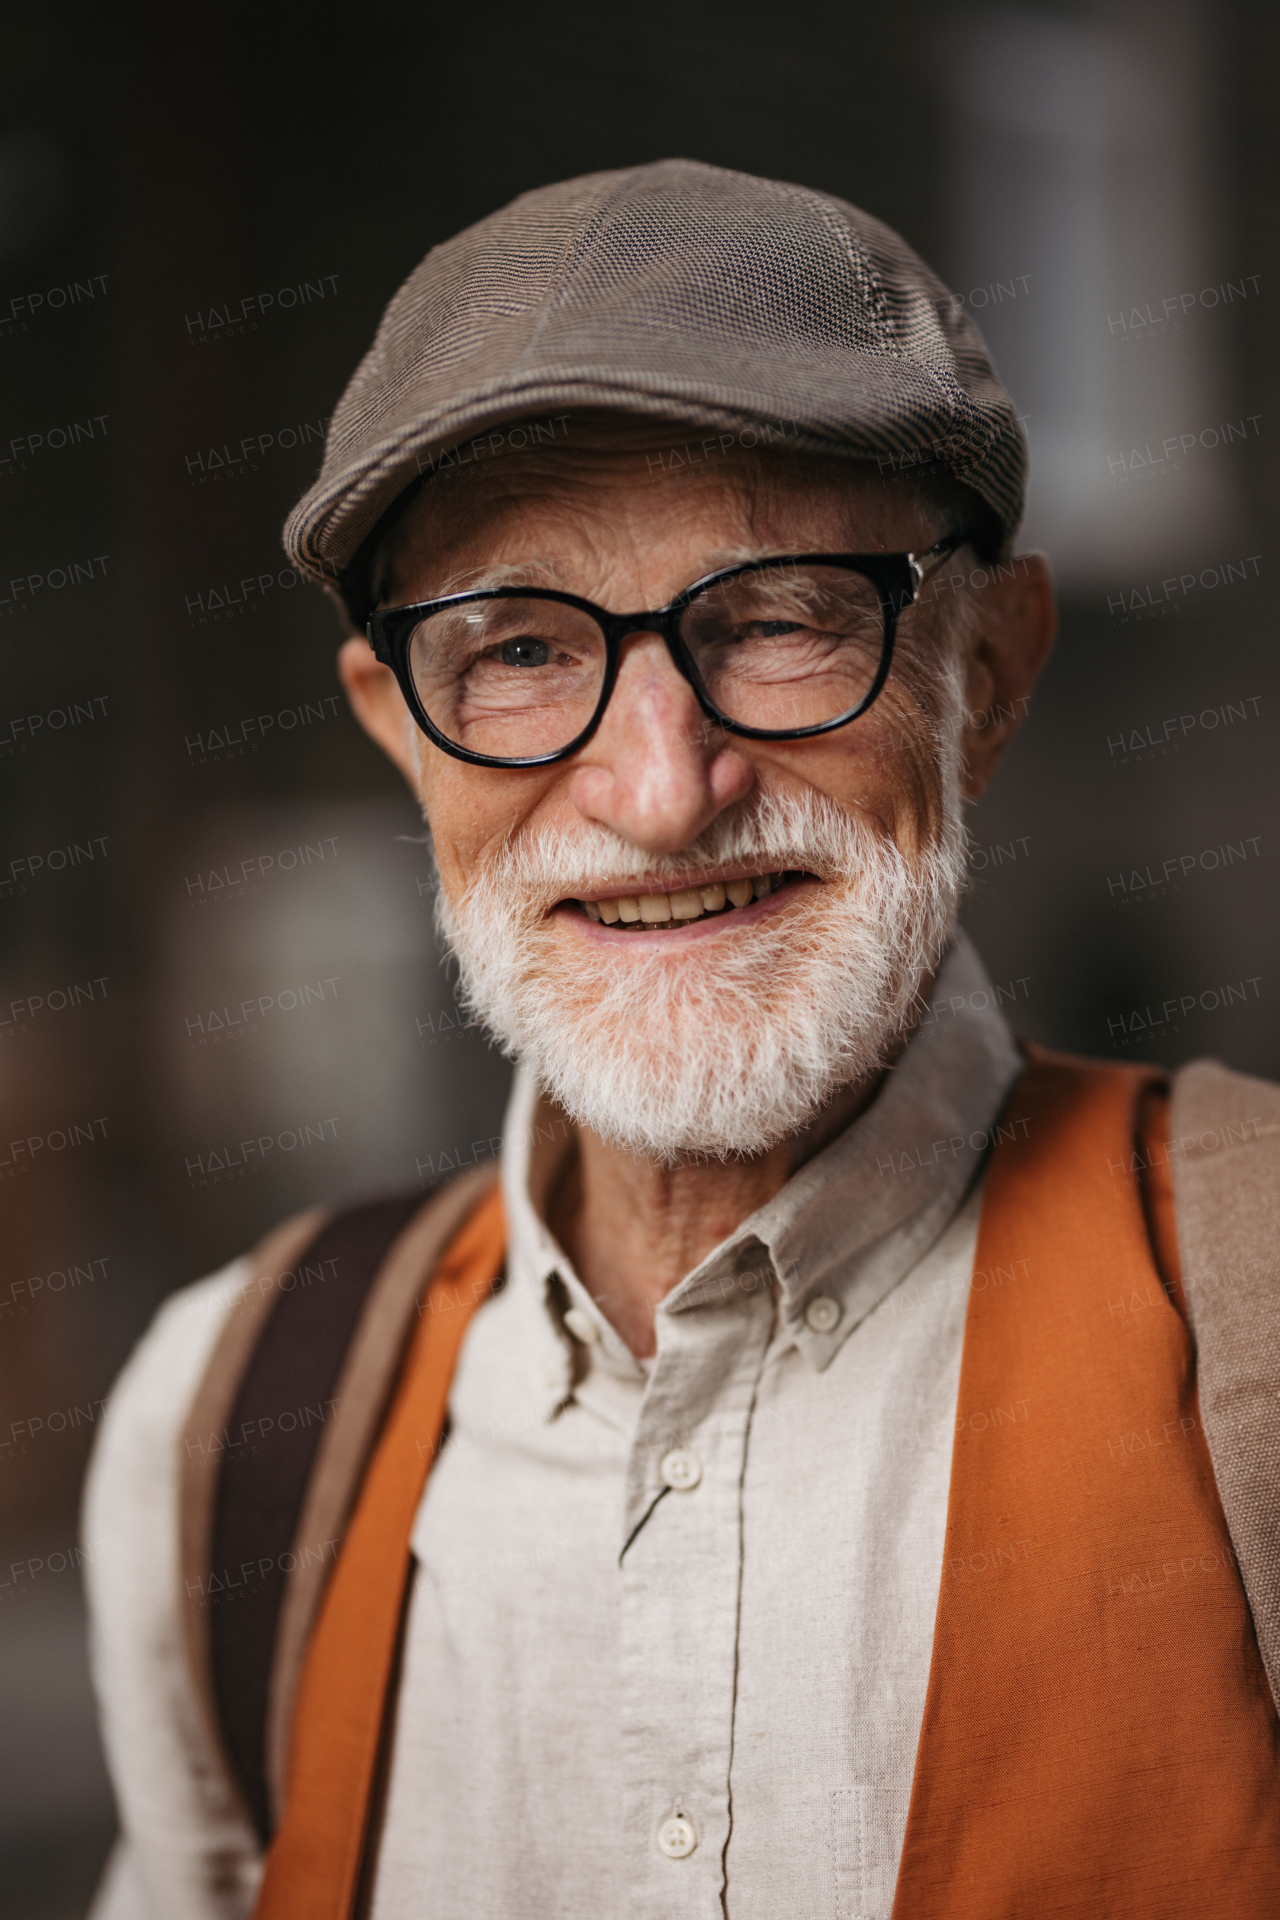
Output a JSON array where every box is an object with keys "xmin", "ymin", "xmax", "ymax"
[
  {"xmin": 251, "ymin": 1180, "xmax": 506, "ymax": 1919},
  {"xmin": 208, "ymin": 1194, "xmax": 427, "ymax": 1843},
  {"xmin": 1169, "ymin": 1057, "xmax": 1280, "ymax": 1710},
  {"xmin": 892, "ymin": 1051, "xmax": 1280, "ymax": 1918},
  {"xmin": 179, "ymin": 1204, "xmax": 330, "ymax": 1822},
  {"xmin": 263, "ymin": 1164, "xmax": 500, "ymax": 1823}
]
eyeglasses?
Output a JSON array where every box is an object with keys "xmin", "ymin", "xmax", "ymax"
[{"xmin": 366, "ymin": 536, "xmax": 966, "ymax": 768}]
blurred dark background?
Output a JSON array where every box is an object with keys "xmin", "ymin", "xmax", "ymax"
[{"xmin": 1, "ymin": 0, "xmax": 1275, "ymax": 1911}]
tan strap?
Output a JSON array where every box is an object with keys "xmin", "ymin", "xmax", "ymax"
[{"xmin": 1169, "ymin": 1056, "xmax": 1280, "ymax": 1710}]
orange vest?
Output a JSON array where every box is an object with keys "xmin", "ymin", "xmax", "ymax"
[{"xmin": 253, "ymin": 1054, "xmax": 1280, "ymax": 1918}]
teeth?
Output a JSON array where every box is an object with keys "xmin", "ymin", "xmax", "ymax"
[{"xmin": 580, "ymin": 874, "xmax": 787, "ymax": 927}]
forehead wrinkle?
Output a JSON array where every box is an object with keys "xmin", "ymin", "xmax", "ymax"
[
  {"xmin": 421, "ymin": 555, "xmax": 572, "ymax": 600},
  {"xmin": 389, "ymin": 439, "xmax": 938, "ymax": 609},
  {"xmin": 390, "ymin": 481, "xmax": 606, "ymax": 601},
  {"xmin": 398, "ymin": 432, "xmax": 808, "ymax": 551},
  {"xmin": 391, "ymin": 475, "xmax": 739, "ymax": 607}
]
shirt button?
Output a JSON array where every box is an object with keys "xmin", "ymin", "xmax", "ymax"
[
  {"xmin": 563, "ymin": 1306, "xmax": 599, "ymax": 1345},
  {"xmin": 657, "ymin": 1814, "xmax": 697, "ymax": 1858},
  {"xmin": 804, "ymin": 1293, "xmax": 841, "ymax": 1334},
  {"xmin": 660, "ymin": 1448, "xmax": 702, "ymax": 1491}
]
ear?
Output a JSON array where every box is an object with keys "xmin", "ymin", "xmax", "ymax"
[
  {"xmin": 957, "ymin": 552, "xmax": 1057, "ymax": 801},
  {"xmin": 337, "ymin": 636, "xmax": 422, "ymax": 789}
]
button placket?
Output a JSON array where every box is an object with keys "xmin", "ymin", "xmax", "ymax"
[{"xmin": 617, "ymin": 1280, "xmax": 773, "ymax": 1917}]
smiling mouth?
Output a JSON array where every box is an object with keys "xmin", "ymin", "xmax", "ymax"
[{"xmin": 567, "ymin": 870, "xmax": 813, "ymax": 930}]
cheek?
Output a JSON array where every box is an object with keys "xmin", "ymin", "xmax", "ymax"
[
  {"xmin": 878, "ymin": 711, "xmax": 951, "ymax": 855},
  {"xmin": 751, "ymin": 710, "xmax": 936, "ymax": 845},
  {"xmin": 420, "ymin": 760, "xmax": 563, "ymax": 894}
]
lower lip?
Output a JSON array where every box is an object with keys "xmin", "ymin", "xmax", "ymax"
[{"xmin": 550, "ymin": 876, "xmax": 819, "ymax": 943}]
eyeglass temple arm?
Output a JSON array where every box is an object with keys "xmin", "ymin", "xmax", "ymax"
[{"xmin": 906, "ymin": 533, "xmax": 968, "ymax": 600}]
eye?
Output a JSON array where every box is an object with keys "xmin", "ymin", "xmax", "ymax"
[{"xmin": 498, "ymin": 636, "xmax": 551, "ymax": 668}]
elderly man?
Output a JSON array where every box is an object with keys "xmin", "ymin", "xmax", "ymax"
[{"xmin": 85, "ymin": 161, "xmax": 1280, "ymax": 1920}]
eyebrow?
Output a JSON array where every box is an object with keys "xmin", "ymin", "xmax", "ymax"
[
  {"xmin": 415, "ymin": 545, "xmax": 830, "ymax": 606},
  {"xmin": 421, "ymin": 556, "xmax": 570, "ymax": 599}
]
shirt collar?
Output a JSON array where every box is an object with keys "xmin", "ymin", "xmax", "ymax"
[
  {"xmin": 500, "ymin": 1069, "xmax": 646, "ymax": 1411},
  {"xmin": 500, "ymin": 931, "xmax": 1024, "ymax": 1407}
]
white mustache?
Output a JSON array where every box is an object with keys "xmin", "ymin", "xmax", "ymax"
[{"xmin": 456, "ymin": 787, "xmax": 884, "ymax": 913}]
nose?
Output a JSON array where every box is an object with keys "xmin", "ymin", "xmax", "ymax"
[{"xmin": 566, "ymin": 632, "xmax": 754, "ymax": 854}]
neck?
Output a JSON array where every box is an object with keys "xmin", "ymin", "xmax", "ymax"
[{"xmin": 547, "ymin": 1068, "xmax": 886, "ymax": 1357}]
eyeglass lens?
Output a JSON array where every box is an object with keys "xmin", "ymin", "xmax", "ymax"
[{"xmin": 405, "ymin": 563, "xmax": 888, "ymax": 760}]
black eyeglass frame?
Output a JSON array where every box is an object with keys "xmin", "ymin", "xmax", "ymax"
[{"xmin": 366, "ymin": 535, "xmax": 967, "ymax": 770}]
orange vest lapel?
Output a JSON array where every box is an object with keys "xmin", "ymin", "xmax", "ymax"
[
  {"xmin": 892, "ymin": 1050, "xmax": 1280, "ymax": 1918},
  {"xmin": 252, "ymin": 1181, "xmax": 505, "ymax": 1920}
]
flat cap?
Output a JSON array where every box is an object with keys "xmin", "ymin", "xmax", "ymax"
[{"xmin": 284, "ymin": 159, "xmax": 1026, "ymax": 617}]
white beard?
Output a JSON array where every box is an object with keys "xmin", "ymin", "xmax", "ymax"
[{"xmin": 434, "ymin": 745, "xmax": 967, "ymax": 1165}]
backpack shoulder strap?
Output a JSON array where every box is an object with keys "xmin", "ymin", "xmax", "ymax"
[
  {"xmin": 178, "ymin": 1166, "xmax": 498, "ymax": 1845},
  {"xmin": 1169, "ymin": 1056, "xmax": 1280, "ymax": 1710},
  {"xmin": 262, "ymin": 1167, "xmax": 497, "ymax": 1821},
  {"xmin": 178, "ymin": 1200, "xmax": 331, "ymax": 1836}
]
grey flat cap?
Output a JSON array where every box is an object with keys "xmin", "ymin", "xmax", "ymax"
[{"xmin": 284, "ymin": 159, "xmax": 1026, "ymax": 616}]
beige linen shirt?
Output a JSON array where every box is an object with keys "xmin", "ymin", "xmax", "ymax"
[
  {"xmin": 369, "ymin": 932, "xmax": 1021, "ymax": 1920},
  {"xmin": 84, "ymin": 934, "xmax": 1021, "ymax": 1920}
]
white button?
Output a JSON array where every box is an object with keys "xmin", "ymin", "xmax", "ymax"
[
  {"xmin": 660, "ymin": 1448, "xmax": 702, "ymax": 1491},
  {"xmin": 804, "ymin": 1293, "xmax": 841, "ymax": 1334},
  {"xmin": 657, "ymin": 1814, "xmax": 697, "ymax": 1858},
  {"xmin": 563, "ymin": 1306, "xmax": 600, "ymax": 1345}
]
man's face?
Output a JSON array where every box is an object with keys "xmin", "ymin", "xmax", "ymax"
[{"xmin": 342, "ymin": 418, "xmax": 1049, "ymax": 1161}]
